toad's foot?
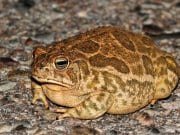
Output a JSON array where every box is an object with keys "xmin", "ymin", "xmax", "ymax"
[
  {"xmin": 32, "ymin": 88, "xmax": 49, "ymax": 109},
  {"xmin": 57, "ymin": 91, "xmax": 113, "ymax": 119},
  {"xmin": 54, "ymin": 108, "xmax": 68, "ymax": 113},
  {"xmin": 150, "ymin": 99, "xmax": 157, "ymax": 105}
]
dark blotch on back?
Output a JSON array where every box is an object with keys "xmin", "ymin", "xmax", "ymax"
[
  {"xmin": 155, "ymin": 56, "xmax": 167, "ymax": 76},
  {"xmin": 89, "ymin": 54, "xmax": 130, "ymax": 74},
  {"xmin": 142, "ymin": 55, "xmax": 154, "ymax": 76},
  {"xmin": 112, "ymin": 31, "xmax": 136, "ymax": 52},
  {"xmin": 75, "ymin": 40, "xmax": 100, "ymax": 53},
  {"xmin": 165, "ymin": 56, "xmax": 178, "ymax": 75},
  {"xmin": 141, "ymin": 36, "xmax": 155, "ymax": 46},
  {"xmin": 131, "ymin": 64, "xmax": 144, "ymax": 76}
]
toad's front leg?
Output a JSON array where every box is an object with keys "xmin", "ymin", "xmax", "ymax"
[
  {"xmin": 31, "ymin": 81, "xmax": 49, "ymax": 109},
  {"xmin": 56, "ymin": 91, "xmax": 113, "ymax": 119}
]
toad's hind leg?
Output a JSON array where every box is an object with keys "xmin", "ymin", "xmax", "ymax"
[
  {"xmin": 57, "ymin": 92, "xmax": 113, "ymax": 119},
  {"xmin": 31, "ymin": 81, "xmax": 49, "ymax": 109}
]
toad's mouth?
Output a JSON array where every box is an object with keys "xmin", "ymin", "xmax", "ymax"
[{"xmin": 32, "ymin": 75, "xmax": 74, "ymax": 89}]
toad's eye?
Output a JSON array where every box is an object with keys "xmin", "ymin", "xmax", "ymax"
[{"xmin": 55, "ymin": 57, "xmax": 69, "ymax": 70}]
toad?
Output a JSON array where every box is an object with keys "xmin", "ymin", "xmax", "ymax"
[{"xmin": 31, "ymin": 26, "xmax": 179, "ymax": 119}]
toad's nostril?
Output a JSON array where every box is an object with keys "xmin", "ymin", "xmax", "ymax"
[
  {"xmin": 44, "ymin": 67, "xmax": 49, "ymax": 72},
  {"xmin": 39, "ymin": 63, "xmax": 47, "ymax": 70}
]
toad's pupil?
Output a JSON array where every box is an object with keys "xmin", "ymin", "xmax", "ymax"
[
  {"xmin": 55, "ymin": 58, "xmax": 68, "ymax": 69},
  {"xmin": 56, "ymin": 60, "xmax": 67, "ymax": 66}
]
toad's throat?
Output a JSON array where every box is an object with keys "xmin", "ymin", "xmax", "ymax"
[{"xmin": 32, "ymin": 75, "xmax": 74, "ymax": 89}]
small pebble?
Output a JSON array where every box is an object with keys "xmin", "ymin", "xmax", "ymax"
[
  {"xmin": 148, "ymin": 126, "xmax": 160, "ymax": 134},
  {"xmin": 0, "ymin": 47, "xmax": 8, "ymax": 56},
  {"xmin": 70, "ymin": 125, "xmax": 101, "ymax": 135},
  {"xmin": 161, "ymin": 101, "xmax": 180, "ymax": 110},
  {"xmin": 143, "ymin": 24, "xmax": 164, "ymax": 35},
  {"xmin": 10, "ymin": 49, "xmax": 29, "ymax": 62},
  {"xmin": 16, "ymin": 0, "xmax": 35, "ymax": 9},
  {"xmin": 77, "ymin": 11, "xmax": 88, "ymax": 18},
  {"xmin": 134, "ymin": 112, "xmax": 154, "ymax": 127},
  {"xmin": 105, "ymin": 130, "xmax": 118, "ymax": 135},
  {"xmin": 0, "ymin": 57, "xmax": 18, "ymax": 67},
  {"xmin": 0, "ymin": 81, "xmax": 16, "ymax": 91}
]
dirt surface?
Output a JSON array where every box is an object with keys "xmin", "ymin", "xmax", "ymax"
[{"xmin": 0, "ymin": 0, "xmax": 180, "ymax": 134}]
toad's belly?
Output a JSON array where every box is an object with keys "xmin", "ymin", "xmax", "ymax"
[{"xmin": 42, "ymin": 85, "xmax": 88, "ymax": 107}]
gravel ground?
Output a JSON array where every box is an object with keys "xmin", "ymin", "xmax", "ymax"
[{"xmin": 0, "ymin": 0, "xmax": 180, "ymax": 134}]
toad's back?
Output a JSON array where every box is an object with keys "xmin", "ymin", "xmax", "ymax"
[{"xmin": 56, "ymin": 26, "xmax": 178, "ymax": 77}]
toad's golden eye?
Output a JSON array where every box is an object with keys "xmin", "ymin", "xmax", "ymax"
[{"xmin": 55, "ymin": 57, "xmax": 69, "ymax": 70}]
